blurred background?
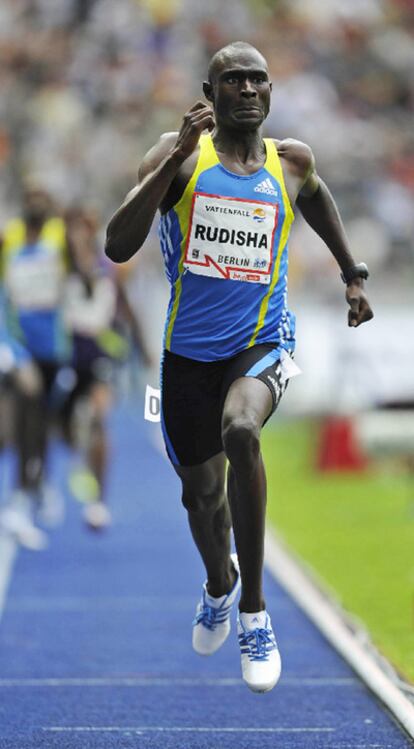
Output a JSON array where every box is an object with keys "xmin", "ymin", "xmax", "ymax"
[
  {"xmin": 1, "ymin": 0, "xmax": 413, "ymax": 407},
  {"xmin": 0, "ymin": 0, "xmax": 413, "ymax": 680}
]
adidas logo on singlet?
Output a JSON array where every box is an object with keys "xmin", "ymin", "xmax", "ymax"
[{"xmin": 254, "ymin": 178, "xmax": 277, "ymax": 196}]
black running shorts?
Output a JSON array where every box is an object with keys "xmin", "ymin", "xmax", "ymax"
[{"xmin": 161, "ymin": 343, "xmax": 289, "ymax": 467}]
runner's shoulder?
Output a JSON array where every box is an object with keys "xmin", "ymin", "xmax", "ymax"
[
  {"xmin": 138, "ymin": 131, "xmax": 179, "ymax": 181},
  {"xmin": 273, "ymin": 138, "xmax": 315, "ymax": 179},
  {"xmin": 158, "ymin": 131, "xmax": 180, "ymax": 148}
]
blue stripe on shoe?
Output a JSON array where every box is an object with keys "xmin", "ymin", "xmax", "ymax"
[{"xmin": 194, "ymin": 598, "xmax": 235, "ymax": 630}]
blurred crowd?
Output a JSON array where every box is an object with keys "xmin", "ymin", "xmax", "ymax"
[{"xmin": 0, "ymin": 0, "xmax": 413, "ymax": 300}]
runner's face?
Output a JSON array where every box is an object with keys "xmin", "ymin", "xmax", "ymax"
[
  {"xmin": 23, "ymin": 189, "xmax": 51, "ymax": 226},
  {"xmin": 210, "ymin": 51, "xmax": 271, "ymax": 131}
]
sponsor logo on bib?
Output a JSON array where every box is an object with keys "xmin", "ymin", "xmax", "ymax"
[{"xmin": 253, "ymin": 208, "xmax": 266, "ymax": 223}]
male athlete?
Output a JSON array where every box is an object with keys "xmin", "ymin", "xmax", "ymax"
[
  {"xmin": 105, "ymin": 42, "xmax": 373, "ymax": 693},
  {"xmin": 0, "ymin": 185, "xmax": 68, "ymax": 550}
]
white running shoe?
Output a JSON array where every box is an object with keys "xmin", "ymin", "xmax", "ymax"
[
  {"xmin": 192, "ymin": 553, "xmax": 241, "ymax": 656},
  {"xmin": 238, "ymin": 610, "xmax": 281, "ymax": 693},
  {"xmin": 83, "ymin": 501, "xmax": 112, "ymax": 531},
  {"xmin": 0, "ymin": 492, "xmax": 48, "ymax": 551}
]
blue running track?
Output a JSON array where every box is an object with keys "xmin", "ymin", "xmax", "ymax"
[{"xmin": 0, "ymin": 404, "xmax": 412, "ymax": 749}]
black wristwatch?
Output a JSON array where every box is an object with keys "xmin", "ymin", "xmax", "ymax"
[{"xmin": 340, "ymin": 262, "xmax": 369, "ymax": 285}]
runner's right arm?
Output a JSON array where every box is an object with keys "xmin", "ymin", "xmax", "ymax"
[{"xmin": 105, "ymin": 102, "xmax": 214, "ymax": 263}]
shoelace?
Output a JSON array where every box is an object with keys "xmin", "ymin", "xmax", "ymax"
[
  {"xmin": 239, "ymin": 627, "xmax": 276, "ymax": 662},
  {"xmin": 193, "ymin": 601, "xmax": 232, "ymax": 631}
]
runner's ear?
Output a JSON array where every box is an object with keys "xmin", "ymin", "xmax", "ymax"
[{"xmin": 203, "ymin": 81, "xmax": 214, "ymax": 103}]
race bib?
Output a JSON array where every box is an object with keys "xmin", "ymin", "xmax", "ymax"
[{"xmin": 184, "ymin": 193, "xmax": 279, "ymax": 284}]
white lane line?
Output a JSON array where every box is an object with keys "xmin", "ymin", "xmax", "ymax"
[
  {"xmin": 264, "ymin": 528, "xmax": 414, "ymax": 741},
  {"xmin": 0, "ymin": 676, "xmax": 358, "ymax": 687},
  {"xmin": 43, "ymin": 726, "xmax": 335, "ymax": 734},
  {"xmin": 0, "ymin": 533, "xmax": 17, "ymax": 625}
]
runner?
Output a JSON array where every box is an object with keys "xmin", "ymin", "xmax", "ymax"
[
  {"xmin": 63, "ymin": 207, "xmax": 153, "ymax": 531},
  {"xmin": 0, "ymin": 184, "xmax": 68, "ymax": 549},
  {"xmin": 105, "ymin": 41, "xmax": 373, "ymax": 692}
]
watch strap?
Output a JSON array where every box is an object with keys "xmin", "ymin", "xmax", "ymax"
[{"xmin": 340, "ymin": 262, "xmax": 369, "ymax": 285}]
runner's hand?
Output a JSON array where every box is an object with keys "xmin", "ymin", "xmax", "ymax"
[
  {"xmin": 173, "ymin": 101, "xmax": 215, "ymax": 162},
  {"xmin": 346, "ymin": 282, "xmax": 374, "ymax": 327}
]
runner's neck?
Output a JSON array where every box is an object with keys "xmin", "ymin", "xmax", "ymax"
[{"xmin": 212, "ymin": 129, "xmax": 266, "ymax": 172}]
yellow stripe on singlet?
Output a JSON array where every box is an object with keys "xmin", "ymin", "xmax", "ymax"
[
  {"xmin": 164, "ymin": 134, "xmax": 219, "ymax": 350},
  {"xmin": 248, "ymin": 139, "xmax": 295, "ymax": 347}
]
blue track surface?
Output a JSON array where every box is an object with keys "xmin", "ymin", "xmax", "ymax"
[{"xmin": 0, "ymin": 404, "xmax": 412, "ymax": 748}]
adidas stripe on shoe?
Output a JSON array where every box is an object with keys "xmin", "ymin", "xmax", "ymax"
[
  {"xmin": 238, "ymin": 610, "xmax": 281, "ymax": 693},
  {"xmin": 192, "ymin": 553, "xmax": 241, "ymax": 656}
]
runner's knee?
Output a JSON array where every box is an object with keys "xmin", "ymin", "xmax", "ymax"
[
  {"xmin": 14, "ymin": 364, "xmax": 43, "ymax": 398},
  {"xmin": 181, "ymin": 482, "xmax": 224, "ymax": 514},
  {"xmin": 222, "ymin": 417, "xmax": 260, "ymax": 470}
]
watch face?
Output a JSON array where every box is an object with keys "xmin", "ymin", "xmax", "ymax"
[{"xmin": 355, "ymin": 263, "xmax": 369, "ymax": 279}]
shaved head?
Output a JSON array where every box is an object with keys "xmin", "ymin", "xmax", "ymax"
[{"xmin": 208, "ymin": 42, "xmax": 268, "ymax": 84}]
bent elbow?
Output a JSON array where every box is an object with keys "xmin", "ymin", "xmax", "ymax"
[
  {"xmin": 104, "ymin": 235, "xmax": 138, "ymax": 264},
  {"xmin": 104, "ymin": 235, "xmax": 121, "ymax": 262}
]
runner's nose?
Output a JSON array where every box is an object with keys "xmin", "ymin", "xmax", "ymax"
[{"xmin": 241, "ymin": 79, "xmax": 257, "ymax": 98}]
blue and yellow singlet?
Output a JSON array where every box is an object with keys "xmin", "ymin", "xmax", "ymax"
[
  {"xmin": 1, "ymin": 217, "xmax": 68, "ymax": 361},
  {"xmin": 159, "ymin": 133, "xmax": 296, "ymax": 361}
]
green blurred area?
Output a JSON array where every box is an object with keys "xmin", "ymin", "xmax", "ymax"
[{"xmin": 262, "ymin": 419, "xmax": 414, "ymax": 683}]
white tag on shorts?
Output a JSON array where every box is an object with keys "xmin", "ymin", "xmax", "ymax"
[
  {"xmin": 280, "ymin": 349, "xmax": 302, "ymax": 383},
  {"xmin": 144, "ymin": 385, "xmax": 161, "ymax": 422},
  {"xmin": 184, "ymin": 193, "xmax": 279, "ymax": 284}
]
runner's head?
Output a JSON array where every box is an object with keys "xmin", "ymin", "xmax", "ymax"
[
  {"xmin": 22, "ymin": 183, "xmax": 52, "ymax": 230},
  {"xmin": 203, "ymin": 42, "xmax": 272, "ymax": 132}
]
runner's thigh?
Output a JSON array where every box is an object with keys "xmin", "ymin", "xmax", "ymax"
[{"xmin": 161, "ymin": 350, "xmax": 225, "ymax": 467}]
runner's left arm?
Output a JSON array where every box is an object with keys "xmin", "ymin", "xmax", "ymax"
[{"xmin": 281, "ymin": 140, "xmax": 373, "ymax": 328}]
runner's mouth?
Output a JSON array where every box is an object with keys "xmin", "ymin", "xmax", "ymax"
[{"xmin": 233, "ymin": 108, "xmax": 262, "ymax": 116}]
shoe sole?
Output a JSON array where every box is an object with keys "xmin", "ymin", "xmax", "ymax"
[{"xmin": 243, "ymin": 676, "xmax": 280, "ymax": 693}]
